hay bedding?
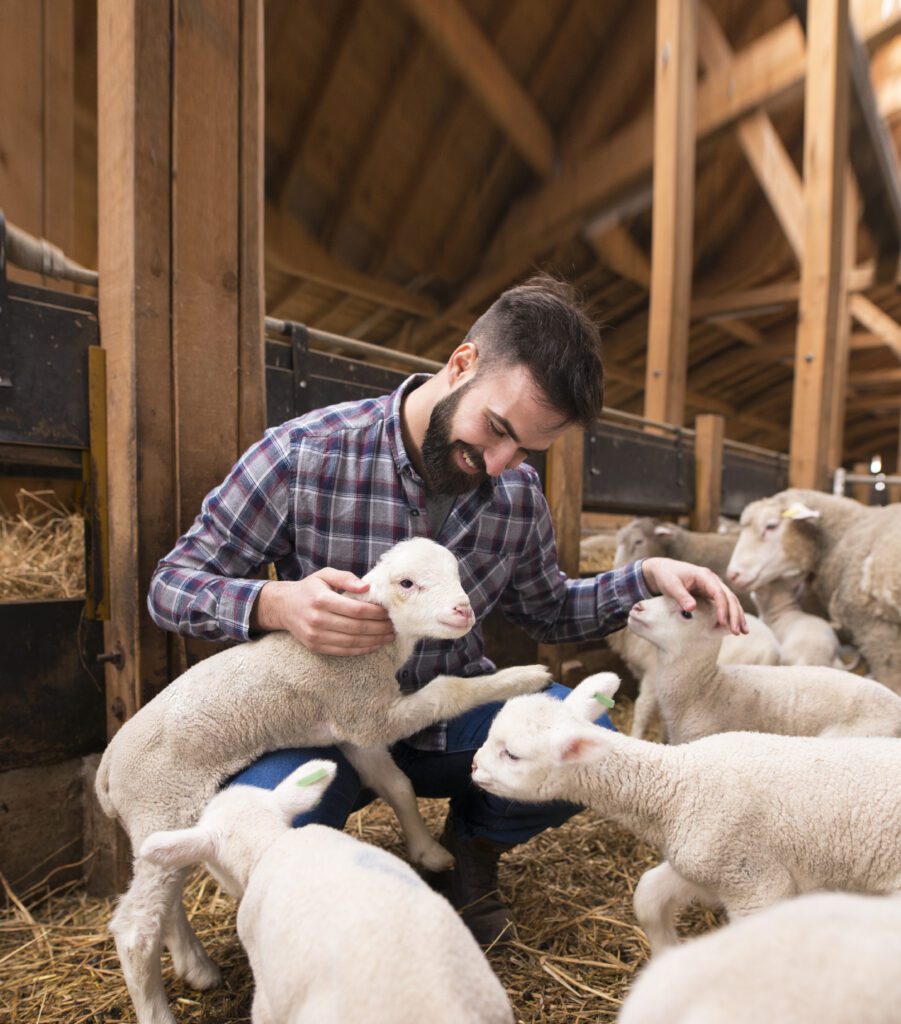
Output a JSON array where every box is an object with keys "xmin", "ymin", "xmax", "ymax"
[
  {"xmin": 0, "ymin": 700, "xmax": 724, "ymax": 1024},
  {"xmin": 0, "ymin": 489, "xmax": 85, "ymax": 600}
]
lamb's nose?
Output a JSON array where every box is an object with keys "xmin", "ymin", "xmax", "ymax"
[{"xmin": 455, "ymin": 603, "xmax": 475, "ymax": 623}]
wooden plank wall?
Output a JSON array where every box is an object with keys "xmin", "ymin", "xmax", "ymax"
[{"xmin": 0, "ymin": 0, "xmax": 74, "ymax": 286}]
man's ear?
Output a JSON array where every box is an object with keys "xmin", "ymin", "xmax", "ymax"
[
  {"xmin": 553, "ymin": 723, "xmax": 613, "ymax": 764},
  {"xmin": 447, "ymin": 341, "xmax": 478, "ymax": 385},
  {"xmin": 139, "ymin": 827, "xmax": 214, "ymax": 870},
  {"xmin": 564, "ymin": 672, "xmax": 621, "ymax": 721}
]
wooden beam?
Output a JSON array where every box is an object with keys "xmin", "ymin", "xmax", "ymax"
[
  {"xmin": 848, "ymin": 366, "xmax": 901, "ymax": 386},
  {"xmin": 265, "ymin": 202, "xmax": 469, "ymax": 328},
  {"xmin": 789, "ymin": 0, "xmax": 850, "ymax": 489},
  {"xmin": 584, "ymin": 223, "xmax": 651, "ymax": 288},
  {"xmin": 850, "ymin": 330, "xmax": 888, "ymax": 349},
  {"xmin": 692, "ymin": 413, "xmax": 725, "ymax": 531},
  {"xmin": 849, "ymin": 293, "xmax": 901, "ymax": 359},
  {"xmin": 828, "ymin": 172, "xmax": 859, "ymax": 469},
  {"xmin": 691, "ymin": 281, "xmax": 801, "ymax": 320},
  {"xmin": 644, "ymin": 0, "xmax": 698, "ymax": 427},
  {"xmin": 398, "ymin": 0, "xmax": 555, "ymax": 178}
]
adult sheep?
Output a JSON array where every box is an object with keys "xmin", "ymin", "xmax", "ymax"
[{"xmin": 727, "ymin": 489, "xmax": 901, "ymax": 692}]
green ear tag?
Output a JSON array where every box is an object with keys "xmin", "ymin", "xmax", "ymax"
[
  {"xmin": 296, "ymin": 767, "xmax": 329, "ymax": 787},
  {"xmin": 594, "ymin": 692, "xmax": 616, "ymax": 709}
]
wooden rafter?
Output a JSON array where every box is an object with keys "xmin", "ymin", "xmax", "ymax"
[
  {"xmin": 398, "ymin": 0, "xmax": 555, "ymax": 178},
  {"xmin": 849, "ymin": 294, "xmax": 901, "ymax": 359}
]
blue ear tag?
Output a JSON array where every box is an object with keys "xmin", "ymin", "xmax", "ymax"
[
  {"xmin": 296, "ymin": 767, "xmax": 329, "ymax": 787},
  {"xmin": 594, "ymin": 693, "xmax": 615, "ymax": 709}
]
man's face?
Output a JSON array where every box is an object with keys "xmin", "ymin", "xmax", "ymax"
[{"xmin": 420, "ymin": 365, "xmax": 570, "ymax": 495}]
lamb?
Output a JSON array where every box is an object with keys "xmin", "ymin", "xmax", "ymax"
[
  {"xmin": 140, "ymin": 760, "xmax": 514, "ymax": 1024},
  {"xmin": 607, "ymin": 613, "xmax": 779, "ymax": 741},
  {"xmin": 727, "ymin": 488, "xmax": 901, "ymax": 692},
  {"xmin": 618, "ymin": 891, "xmax": 901, "ymax": 1023},
  {"xmin": 95, "ymin": 537, "xmax": 550, "ymax": 1024},
  {"xmin": 628, "ymin": 594, "xmax": 901, "ymax": 742},
  {"xmin": 750, "ymin": 576, "xmax": 855, "ymax": 669},
  {"xmin": 472, "ymin": 674, "xmax": 901, "ymax": 952}
]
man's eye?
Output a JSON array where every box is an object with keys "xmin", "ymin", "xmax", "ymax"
[
  {"xmin": 501, "ymin": 748, "xmax": 519, "ymax": 761},
  {"xmin": 487, "ymin": 418, "xmax": 505, "ymax": 438}
]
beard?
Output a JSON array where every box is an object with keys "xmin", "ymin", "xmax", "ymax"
[{"xmin": 420, "ymin": 381, "xmax": 489, "ymax": 495}]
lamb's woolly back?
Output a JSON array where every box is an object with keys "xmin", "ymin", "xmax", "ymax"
[
  {"xmin": 627, "ymin": 595, "xmax": 901, "ymax": 741},
  {"xmin": 618, "ymin": 891, "xmax": 901, "ymax": 1024},
  {"xmin": 750, "ymin": 577, "xmax": 848, "ymax": 668},
  {"xmin": 141, "ymin": 761, "xmax": 514, "ymax": 1024}
]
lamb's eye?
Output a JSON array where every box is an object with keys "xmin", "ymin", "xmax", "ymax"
[
  {"xmin": 681, "ymin": 610, "xmax": 693, "ymax": 620},
  {"xmin": 399, "ymin": 579, "xmax": 414, "ymax": 589},
  {"xmin": 764, "ymin": 521, "xmax": 779, "ymax": 532},
  {"xmin": 501, "ymin": 748, "xmax": 520, "ymax": 762}
]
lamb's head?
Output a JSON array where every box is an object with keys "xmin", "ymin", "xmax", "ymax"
[
  {"xmin": 614, "ymin": 518, "xmax": 664, "ymax": 568},
  {"xmin": 472, "ymin": 673, "xmax": 621, "ymax": 802},
  {"xmin": 627, "ymin": 595, "xmax": 725, "ymax": 655},
  {"xmin": 139, "ymin": 760, "xmax": 337, "ymax": 897},
  {"xmin": 727, "ymin": 490, "xmax": 821, "ymax": 591},
  {"xmin": 362, "ymin": 538, "xmax": 474, "ymax": 640}
]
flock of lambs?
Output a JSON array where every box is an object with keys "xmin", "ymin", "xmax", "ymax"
[{"xmin": 94, "ymin": 487, "xmax": 901, "ymax": 1023}]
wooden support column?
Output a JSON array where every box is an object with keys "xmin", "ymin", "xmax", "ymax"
[
  {"xmin": 828, "ymin": 172, "xmax": 860, "ymax": 470},
  {"xmin": 890, "ymin": 413, "xmax": 901, "ymax": 503},
  {"xmin": 98, "ymin": 0, "xmax": 265, "ymax": 725},
  {"xmin": 644, "ymin": 0, "xmax": 698, "ymax": 427},
  {"xmin": 538, "ymin": 429, "xmax": 585, "ymax": 682},
  {"xmin": 0, "ymin": 0, "xmax": 74, "ymax": 286},
  {"xmin": 692, "ymin": 414, "xmax": 725, "ymax": 531},
  {"xmin": 790, "ymin": 0, "xmax": 850, "ymax": 490},
  {"xmin": 851, "ymin": 460, "xmax": 872, "ymax": 503}
]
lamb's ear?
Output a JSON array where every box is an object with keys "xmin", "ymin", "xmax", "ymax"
[
  {"xmin": 139, "ymin": 827, "xmax": 214, "ymax": 870},
  {"xmin": 564, "ymin": 672, "xmax": 622, "ymax": 721},
  {"xmin": 553, "ymin": 722, "xmax": 614, "ymax": 765},
  {"xmin": 782, "ymin": 502, "xmax": 820, "ymax": 522},
  {"xmin": 274, "ymin": 760, "xmax": 338, "ymax": 821},
  {"xmin": 653, "ymin": 523, "xmax": 676, "ymax": 537}
]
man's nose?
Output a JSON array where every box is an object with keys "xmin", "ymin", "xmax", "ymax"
[{"xmin": 484, "ymin": 441, "xmax": 522, "ymax": 475}]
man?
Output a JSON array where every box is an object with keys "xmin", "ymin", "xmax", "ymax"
[{"xmin": 148, "ymin": 275, "xmax": 745, "ymax": 944}]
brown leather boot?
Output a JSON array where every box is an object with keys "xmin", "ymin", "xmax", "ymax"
[{"xmin": 438, "ymin": 816, "xmax": 516, "ymax": 946}]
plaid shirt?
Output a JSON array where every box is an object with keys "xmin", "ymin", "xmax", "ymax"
[{"xmin": 148, "ymin": 374, "xmax": 652, "ymax": 750}]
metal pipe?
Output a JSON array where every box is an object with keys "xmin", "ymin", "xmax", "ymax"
[
  {"xmin": 722, "ymin": 437, "xmax": 789, "ymax": 461},
  {"xmin": 5, "ymin": 220, "xmax": 98, "ymax": 286}
]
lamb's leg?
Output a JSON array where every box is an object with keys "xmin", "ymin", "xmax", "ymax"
[
  {"xmin": 340, "ymin": 744, "xmax": 454, "ymax": 872},
  {"xmin": 388, "ymin": 664, "xmax": 551, "ymax": 739},
  {"xmin": 162, "ymin": 872, "xmax": 221, "ymax": 991},
  {"xmin": 109, "ymin": 857, "xmax": 184, "ymax": 1024},
  {"xmin": 630, "ymin": 674, "xmax": 658, "ymax": 740},
  {"xmin": 633, "ymin": 861, "xmax": 719, "ymax": 953}
]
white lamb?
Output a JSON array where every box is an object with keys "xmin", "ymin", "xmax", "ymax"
[
  {"xmin": 727, "ymin": 488, "xmax": 901, "ymax": 692},
  {"xmin": 750, "ymin": 576, "xmax": 855, "ymax": 669},
  {"xmin": 618, "ymin": 891, "xmax": 901, "ymax": 1024},
  {"xmin": 627, "ymin": 594, "xmax": 901, "ymax": 742},
  {"xmin": 95, "ymin": 537, "xmax": 550, "ymax": 1024},
  {"xmin": 140, "ymin": 760, "xmax": 514, "ymax": 1024},
  {"xmin": 472, "ymin": 675, "xmax": 901, "ymax": 952}
]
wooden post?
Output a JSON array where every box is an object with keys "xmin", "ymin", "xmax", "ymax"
[
  {"xmin": 851, "ymin": 460, "xmax": 871, "ymax": 504},
  {"xmin": 692, "ymin": 413, "xmax": 724, "ymax": 531},
  {"xmin": 539, "ymin": 428, "xmax": 585, "ymax": 681},
  {"xmin": 644, "ymin": 0, "xmax": 698, "ymax": 427},
  {"xmin": 890, "ymin": 413, "xmax": 901, "ymax": 504},
  {"xmin": 827, "ymin": 171, "xmax": 859, "ymax": 471},
  {"xmin": 98, "ymin": 1, "xmax": 265, "ymax": 726},
  {"xmin": 0, "ymin": 0, "xmax": 74, "ymax": 287},
  {"xmin": 789, "ymin": 0, "xmax": 850, "ymax": 489}
]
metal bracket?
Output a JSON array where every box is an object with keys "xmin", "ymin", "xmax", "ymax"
[
  {"xmin": 289, "ymin": 321, "xmax": 310, "ymax": 416},
  {"xmin": 0, "ymin": 211, "xmax": 12, "ymax": 388}
]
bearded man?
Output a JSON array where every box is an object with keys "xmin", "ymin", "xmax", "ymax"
[{"xmin": 148, "ymin": 275, "xmax": 744, "ymax": 944}]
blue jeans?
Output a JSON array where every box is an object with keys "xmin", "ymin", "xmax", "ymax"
[{"xmin": 229, "ymin": 682, "xmax": 615, "ymax": 846}]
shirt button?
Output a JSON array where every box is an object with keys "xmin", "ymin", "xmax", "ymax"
[
  {"xmin": 401, "ymin": 670, "xmax": 410, "ymax": 680},
  {"xmin": 409, "ymin": 508, "xmax": 420, "ymax": 517}
]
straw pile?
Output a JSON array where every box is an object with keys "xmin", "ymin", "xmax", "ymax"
[
  {"xmin": 0, "ymin": 489, "xmax": 85, "ymax": 600},
  {"xmin": 579, "ymin": 533, "xmax": 617, "ymax": 575},
  {"xmin": 0, "ymin": 699, "xmax": 723, "ymax": 1024}
]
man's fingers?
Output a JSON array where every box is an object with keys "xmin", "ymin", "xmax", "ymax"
[{"xmin": 315, "ymin": 568, "xmax": 370, "ymax": 593}]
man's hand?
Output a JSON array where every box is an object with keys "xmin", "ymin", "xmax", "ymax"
[
  {"xmin": 640, "ymin": 556, "xmax": 748, "ymax": 635},
  {"xmin": 251, "ymin": 568, "xmax": 395, "ymax": 654}
]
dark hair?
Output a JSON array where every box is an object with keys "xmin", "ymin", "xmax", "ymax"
[{"xmin": 468, "ymin": 273, "xmax": 604, "ymax": 426}]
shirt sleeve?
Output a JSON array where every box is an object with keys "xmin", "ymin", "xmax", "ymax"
[
  {"xmin": 147, "ymin": 424, "xmax": 296, "ymax": 642},
  {"xmin": 499, "ymin": 488, "xmax": 653, "ymax": 643}
]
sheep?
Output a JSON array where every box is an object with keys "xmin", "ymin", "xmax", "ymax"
[
  {"xmin": 95, "ymin": 537, "xmax": 550, "ymax": 1024},
  {"xmin": 607, "ymin": 612, "xmax": 780, "ymax": 741},
  {"xmin": 727, "ymin": 488, "xmax": 901, "ymax": 692},
  {"xmin": 627, "ymin": 594, "xmax": 901, "ymax": 742},
  {"xmin": 140, "ymin": 760, "xmax": 514, "ymax": 1024},
  {"xmin": 750, "ymin": 576, "xmax": 856, "ymax": 669},
  {"xmin": 472, "ymin": 674, "xmax": 901, "ymax": 953},
  {"xmin": 618, "ymin": 890, "xmax": 901, "ymax": 1023}
]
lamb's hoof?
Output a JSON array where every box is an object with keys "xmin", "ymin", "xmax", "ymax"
[
  {"xmin": 413, "ymin": 842, "xmax": 456, "ymax": 873},
  {"xmin": 494, "ymin": 664, "xmax": 552, "ymax": 694},
  {"xmin": 183, "ymin": 958, "xmax": 222, "ymax": 992}
]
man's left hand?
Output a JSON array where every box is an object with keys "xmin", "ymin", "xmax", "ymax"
[{"xmin": 640, "ymin": 556, "xmax": 748, "ymax": 635}]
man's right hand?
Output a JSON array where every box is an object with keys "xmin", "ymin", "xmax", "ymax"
[{"xmin": 251, "ymin": 569, "xmax": 395, "ymax": 655}]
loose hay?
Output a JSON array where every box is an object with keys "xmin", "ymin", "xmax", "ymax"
[{"xmin": 0, "ymin": 489, "xmax": 85, "ymax": 601}]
